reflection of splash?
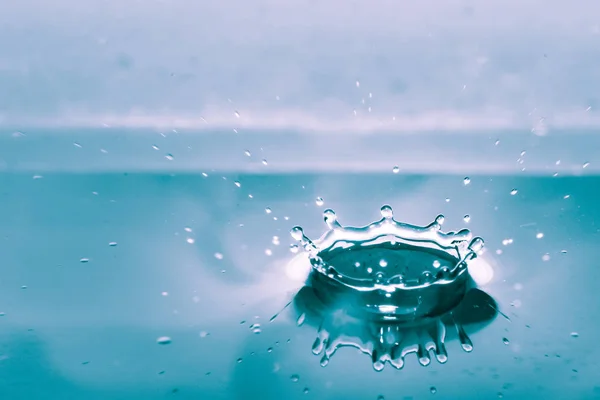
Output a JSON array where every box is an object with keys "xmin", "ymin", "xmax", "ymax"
[{"xmin": 293, "ymin": 283, "xmax": 498, "ymax": 371}]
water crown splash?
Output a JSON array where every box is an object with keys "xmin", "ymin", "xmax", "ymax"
[{"xmin": 289, "ymin": 205, "xmax": 495, "ymax": 370}]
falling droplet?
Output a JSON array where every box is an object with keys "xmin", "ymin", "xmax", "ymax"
[
  {"xmin": 430, "ymin": 387, "xmax": 437, "ymax": 394},
  {"xmin": 392, "ymin": 166, "xmax": 399, "ymax": 174},
  {"xmin": 510, "ymin": 189, "xmax": 518, "ymax": 195},
  {"xmin": 234, "ymin": 111, "xmax": 240, "ymax": 118},
  {"xmin": 250, "ymin": 323, "xmax": 261, "ymax": 334},
  {"xmin": 463, "ymin": 215, "xmax": 471, "ymax": 223},
  {"xmin": 214, "ymin": 252, "xmax": 224, "ymax": 260},
  {"xmin": 571, "ymin": 332, "xmax": 579, "ymax": 338},
  {"xmin": 152, "ymin": 145, "xmax": 160, "ymax": 150},
  {"xmin": 303, "ymin": 388, "xmax": 310, "ymax": 394},
  {"xmin": 80, "ymin": 258, "xmax": 90, "ymax": 263},
  {"xmin": 463, "ymin": 177, "xmax": 471, "ymax": 185},
  {"xmin": 234, "ymin": 181, "xmax": 241, "ymax": 188},
  {"xmin": 289, "ymin": 244, "xmax": 299, "ymax": 253},
  {"xmin": 290, "ymin": 374, "xmax": 300, "ymax": 382},
  {"xmin": 297, "ymin": 313, "xmax": 306, "ymax": 326},
  {"xmin": 165, "ymin": 154, "xmax": 174, "ymax": 161},
  {"xmin": 265, "ymin": 207, "xmax": 272, "ymax": 214},
  {"xmin": 272, "ymin": 236, "xmax": 280, "ymax": 245},
  {"xmin": 583, "ymin": 162, "xmax": 590, "ymax": 168},
  {"xmin": 536, "ymin": 232, "xmax": 544, "ymax": 239},
  {"xmin": 262, "ymin": 159, "xmax": 268, "ymax": 165},
  {"xmin": 315, "ymin": 197, "xmax": 324, "ymax": 206},
  {"xmin": 157, "ymin": 336, "xmax": 172, "ymax": 345},
  {"xmin": 502, "ymin": 337, "xmax": 510, "ymax": 345},
  {"xmin": 237, "ymin": 357, "xmax": 243, "ymax": 363},
  {"xmin": 244, "ymin": 150, "xmax": 251, "ymax": 156},
  {"xmin": 108, "ymin": 242, "xmax": 118, "ymax": 247}
]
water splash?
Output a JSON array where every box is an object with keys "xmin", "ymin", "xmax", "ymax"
[
  {"xmin": 290, "ymin": 205, "xmax": 484, "ymax": 321},
  {"xmin": 288, "ymin": 205, "xmax": 495, "ymax": 370}
]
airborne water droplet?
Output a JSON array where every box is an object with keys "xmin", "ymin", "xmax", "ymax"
[
  {"xmin": 315, "ymin": 197, "xmax": 324, "ymax": 206},
  {"xmin": 463, "ymin": 177, "xmax": 471, "ymax": 185},
  {"xmin": 290, "ymin": 374, "xmax": 300, "ymax": 382},
  {"xmin": 265, "ymin": 207, "xmax": 272, "ymax": 214},
  {"xmin": 244, "ymin": 150, "xmax": 251, "ymax": 156},
  {"xmin": 502, "ymin": 337, "xmax": 510, "ymax": 345},
  {"xmin": 262, "ymin": 159, "xmax": 268, "ymax": 165},
  {"xmin": 463, "ymin": 215, "xmax": 471, "ymax": 223},
  {"xmin": 165, "ymin": 154, "xmax": 174, "ymax": 161},
  {"xmin": 80, "ymin": 258, "xmax": 90, "ymax": 263},
  {"xmin": 392, "ymin": 166, "xmax": 399, "ymax": 174},
  {"xmin": 157, "ymin": 336, "xmax": 172, "ymax": 345},
  {"xmin": 289, "ymin": 244, "xmax": 299, "ymax": 253},
  {"xmin": 297, "ymin": 313, "xmax": 306, "ymax": 326},
  {"xmin": 214, "ymin": 252, "xmax": 224, "ymax": 260},
  {"xmin": 430, "ymin": 386, "xmax": 437, "ymax": 394},
  {"xmin": 109, "ymin": 242, "xmax": 118, "ymax": 247},
  {"xmin": 571, "ymin": 332, "xmax": 579, "ymax": 338},
  {"xmin": 234, "ymin": 181, "xmax": 241, "ymax": 188},
  {"xmin": 583, "ymin": 162, "xmax": 590, "ymax": 168},
  {"xmin": 250, "ymin": 323, "xmax": 261, "ymax": 334},
  {"xmin": 536, "ymin": 232, "xmax": 544, "ymax": 239},
  {"xmin": 510, "ymin": 189, "xmax": 518, "ymax": 195}
]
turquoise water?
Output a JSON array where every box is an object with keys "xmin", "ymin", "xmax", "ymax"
[{"xmin": 1, "ymin": 172, "xmax": 599, "ymax": 399}]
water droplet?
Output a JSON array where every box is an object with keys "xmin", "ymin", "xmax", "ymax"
[
  {"xmin": 234, "ymin": 181, "xmax": 241, "ymax": 188},
  {"xmin": 571, "ymin": 332, "xmax": 579, "ymax": 338},
  {"xmin": 316, "ymin": 197, "xmax": 324, "ymax": 206},
  {"xmin": 502, "ymin": 238, "xmax": 513, "ymax": 246},
  {"xmin": 265, "ymin": 207, "xmax": 272, "ymax": 214},
  {"xmin": 542, "ymin": 253, "xmax": 550, "ymax": 261},
  {"xmin": 463, "ymin": 177, "xmax": 471, "ymax": 185},
  {"xmin": 536, "ymin": 232, "xmax": 544, "ymax": 239},
  {"xmin": 380, "ymin": 205, "xmax": 393, "ymax": 219},
  {"xmin": 290, "ymin": 226, "xmax": 304, "ymax": 241},
  {"xmin": 250, "ymin": 323, "xmax": 261, "ymax": 334},
  {"xmin": 392, "ymin": 166, "xmax": 399, "ymax": 174},
  {"xmin": 214, "ymin": 252, "xmax": 224, "ymax": 260},
  {"xmin": 445, "ymin": 198, "xmax": 451, "ymax": 203},
  {"xmin": 583, "ymin": 162, "xmax": 590, "ymax": 168},
  {"xmin": 377, "ymin": 396, "xmax": 385, "ymax": 400},
  {"xmin": 297, "ymin": 313, "xmax": 306, "ymax": 326},
  {"xmin": 430, "ymin": 386, "xmax": 437, "ymax": 394},
  {"xmin": 463, "ymin": 215, "xmax": 471, "ymax": 223},
  {"xmin": 265, "ymin": 249, "xmax": 273, "ymax": 256},
  {"xmin": 244, "ymin": 150, "xmax": 251, "ymax": 156},
  {"xmin": 502, "ymin": 337, "xmax": 510, "ymax": 345},
  {"xmin": 157, "ymin": 336, "xmax": 172, "ymax": 345},
  {"xmin": 290, "ymin": 374, "xmax": 300, "ymax": 382},
  {"xmin": 152, "ymin": 145, "xmax": 160, "ymax": 150},
  {"xmin": 433, "ymin": 260, "xmax": 441, "ymax": 268},
  {"xmin": 73, "ymin": 142, "xmax": 82, "ymax": 148},
  {"xmin": 289, "ymin": 244, "xmax": 299, "ymax": 253},
  {"xmin": 379, "ymin": 259, "xmax": 388, "ymax": 267},
  {"xmin": 80, "ymin": 258, "xmax": 90, "ymax": 263},
  {"xmin": 272, "ymin": 236, "xmax": 280, "ymax": 245},
  {"xmin": 165, "ymin": 154, "xmax": 174, "ymax": 161},
  {"xmin": 303, "ymin": 388, "xmax": 310, "ymax": 394},
  {"xmin": 108, "ymin": 242, "xmax": 118, "ymax": 247},
  {"xmin": 186, "ymin": 238, "xmax": 195, "ymax": 244},
  {"xmin": 199, "ymin": 331, "xmax": 209, "ymax": 338},
  {"xmin": 234, "ymin": 111, "xmax": 240, "ymax": 118},
  {"xmin": 237, "ymin": 357, "xmax": 243, "ymax": 363},
  {"xmin": 262, "ymin": 159, "xmax": 268, "ymax": 165},
  {"xmin": 356, "ymin": 80, "xmax": 360, "ymax": 87},
  {"xmin": 510, "ymin": 189, "xmax": 518, "ymax": 195}
]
